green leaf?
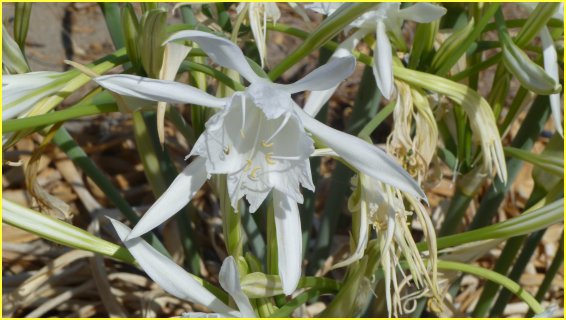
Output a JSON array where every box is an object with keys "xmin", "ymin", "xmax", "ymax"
[
  {"xmin": 504, "ymin": 146, "xmax": 563, "ymax": 177},
  {"xmin": 13, "ymin": 2, "xmax": 32, "ymax": 51},
  {"xmin": 140, "ymin": 9, "xmax": 167, "ymax": 78},
  {"xmin": 427, "ymin": 198, "xmax": 564, "ymax": 250},
  {"xmin": 2, "ymin": 199, "xmax": 135, "ymax": 264}
]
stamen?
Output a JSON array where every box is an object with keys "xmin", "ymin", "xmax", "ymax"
[
  {"xmin": 240, "ymin": 95, "xmax": 246, "ymax": 138},
  {"xmin": 223, "ymin": 144, "xmax": 231, "ymax": 155},
  {"xmin": 249, "ymin": 166, "xmax": 261, "ymax": 179},
  {"xmin": 261, "ymin": 140, "xmax": 274, "ymax": 148},
  {"xmin": 265, "ymin": 152, "xmax": 276, "ymax": 165},
  {"xmin": 270, "ymin": 155, "xmax": 303, "ymax": 161},
  {"xmin": 244, "ymin": 160, "xmax": 253, "ymax": 172},
  {"xmin": 263, "ymin": 112, "xmax": 291, "ymax": 145}
]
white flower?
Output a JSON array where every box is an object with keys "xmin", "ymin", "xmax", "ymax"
[
  {"xmin": 95, "ymin": 30, "xmax": 424, "ymax": 296},
  {"xmin": 109, "ymin": 218, "xmax": 255, "ymax": 317},
  {"xmin": 2, "ymin": 71, "xmax": 66, "ymax": 120},
  {"xmin": 236, "ymin": 3, "xmax": 281, "ymax": 68},
  {"xmin": 307, "ymin": 2, "xmax": 446, "ymax": 100}
]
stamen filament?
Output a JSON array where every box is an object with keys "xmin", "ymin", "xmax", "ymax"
[
  {"xmin": 270, "ymin": 155, "xmax": 302, "ymax": 161},
  {"xmin": 263, "ymin": 112, "xmax": 291, "ymax": 144},
  {"xmin": 265, "ymin": 152, "xmax": 276, "ymax": 165},
  {"xmin": 240, "ymin": 95, "xmax": 246, "ymax": 138}
]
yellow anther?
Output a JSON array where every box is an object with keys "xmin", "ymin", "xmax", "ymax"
[
  {"xmin": 223, "ymin": 144, "xmax": 231, "ymax": 155},
  {"xmin": 261, "ymin": 140, "xmax": 274, "ymax": 148},
  {"xmin": 265, "ymin": 152, "xmax": 276, "ymax": 165},
  {"xmin": 250, "ymin": 166, "xmax": 261, "ymax": 179},
  {"xmin": 244, "ymin": 160, "xmax": 252, "ymax": 172}
]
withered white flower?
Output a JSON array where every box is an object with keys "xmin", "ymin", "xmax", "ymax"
[
  {"xmin": 307, "ymin": 2, "xmax": 446, "ymax": 100},
  {"xmin": 95, "ymin": 30, "xmax": 424, "ymax": 296},
  {"xmin": 110, "ymin": 218, "xmax": 255, "ymax": 317},
  {"xmin": 341, "ymin": 174, "xmax": 442, "ymax": 317}
]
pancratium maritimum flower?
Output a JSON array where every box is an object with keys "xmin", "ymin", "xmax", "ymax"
[
  {"xmin": 307, "ymin": 2, "xmax": 446, "ymax": 100},
  {"xmin": 109, "ymin": 218, "xmax": 256, "ymax": 317},
  {"xmin": 95, "ymin": 30, "xmax": 424, "ymax": 296}
]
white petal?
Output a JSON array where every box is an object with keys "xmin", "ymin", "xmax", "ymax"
[
  {"xmin": 305, "ymin": 2, "xmax": 342, "ymax": 15},
  {"xmin": 540, "ymin": 27, "xmax": 563, "ymax": 137},
  {"xmin": 166, "ymin": 30, "xmax": 261, "ymax": 83},
  {"xmin": 95, "ymin": 75, "xmax": 227, "ymax": 108},
  {"xmin": 127, "ymin": 157, "xmax": 208, "ymax": 239},
  {"xmin": 219, "ymin": 256, "xmax": 256, "ymax": 317},
  {"xmin": 296, "ymin": 106, "xmax": 426, "ymax": 200},
  {"xmin": 273, "ymin": 190, "xmax": 302, "ymax": 295},
  {"xmin": 373, "ymin": 20, "xmax": 395, "ymax": 100},
  {"xmin": 160, "ymin": 42, "xmax": 191, "ymax": 81},
  {"xmin": 398, "ymin": 4, "xmax": 447, "ymax": 23},
  {"xmin": 284, "ymin": 55, "xmax": 356, "ymax": 93},
  {"xmin": 331, "ymin": 194, "xmax": 368, "ymax": 269},
  {"xmin": 303, "ymin": 29, "xmax": 368, "ymax": 117},
  {"xmin": 109, "ymin": 218, "xmax": 239, "ymax": 317}
]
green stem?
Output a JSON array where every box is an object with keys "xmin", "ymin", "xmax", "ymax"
[
  {"xmin": 489, "ymin": 229, "xmax": 547, "ymax": 316},
  {"xmin": 471, "ymin": 235, "xmax": 526, "ymax": 317},
  {"xmin": 526, "ymin": 232, "xmax": 563, "ymax": 317},
  {"xmin": 437, "ymin": 260, "xmax": 544, "ymax": 314}
]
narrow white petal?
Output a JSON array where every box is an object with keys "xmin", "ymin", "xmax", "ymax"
[
  {"xmin": 540, "ymin": 27, "xmax": 563, "ymax": 136},
  {"xmin": 284, "ymin": 55, "xmax": 356, "ymax": 93},
  {"xmin": 2, "ymin": 101, "xmax": 34, "ymax": 120},
  {"xmin": 219, "ymin": 256, "xmax": 256, "ymax": 317},
  {"xmin": 332, "ymin": 194, "xmax": 368, "ymax": 269},
  {"xmin": 95, "ymin": 75, "xmax": 227, "ymax": 108},
  {"xmin": 160, "ymin": 42, "xmax": 191, "ymax": 81},
  {"xmin": 166, "ymin": 30, "xmax": 261, "ymax": 83},
  {"xmin": 373, "ymin": 20, "xmax": 395, "ymax": 99},
  {"xmin": 305, "ymin": 2, "xmax": 342, "ymax": 15},
  {"xmin": 398, "ymin": 4, "xmax": 447, "ymax": 23},
  {"xmin": 273, "ymin": 190, "xmax": 302, "ymax": 295},
  {"xmin": 127, "ymin": 157, "xmax": 208, "ymax": 239},
  {"xmin": 296, "ymin": 106, "xmax": 426, "ymax": 200},
  {"xmin": 109, "ymin": 218, "xmax": 239, "ymax": 317},
  {"xmin": 303, "ymin": 29, "xmax": 368, "ymax": 117}
]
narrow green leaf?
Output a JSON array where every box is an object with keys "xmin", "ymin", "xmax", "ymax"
[
  {"xmin": 3, "ymin": 199, "xmax": 135, "ymax": 264},
  {"xmin": 504, "ymin": 146, "xmax": 563, "ymax": 177},
  {"xmin": 100, "ymin": 3, "xmax": 125, "ymax": 49}
]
